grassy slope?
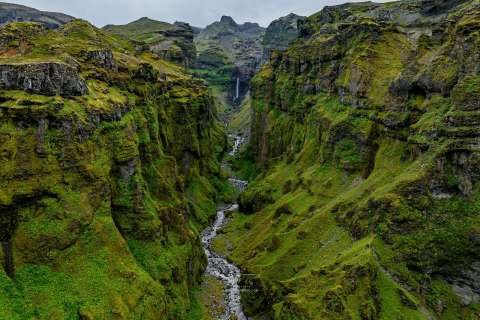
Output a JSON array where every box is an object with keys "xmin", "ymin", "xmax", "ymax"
[
  {"xmin": 103, "ymin": 17, "xmax": 172, "ymax": 44},
  {"xmin": 229, "ymin": 94, "xmax": 252, "ymax": 134}
]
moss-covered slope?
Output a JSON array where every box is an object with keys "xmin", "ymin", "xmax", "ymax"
[
  {"xmin": 224, "ymin": 0, "xmax": 480, "ymax": 319},
  {"xmin": 0, "ymin": 19, "xmax": 227, "ymax": 319}
]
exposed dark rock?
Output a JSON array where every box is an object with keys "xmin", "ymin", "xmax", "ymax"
[
  {"xmin": 448, "ymin": 261, "xmax": 480, "ymax": 305},
  {"xmin": 86, "ymin": 49, "xmax": 117, "ymax": 71},
  {"xmin": 0, "ymin": 62, "xmax": 88, "ymax": 96},
  {"xmin": 1, "ymin": 240, "xmax": 14, "ymax": 278},
  {"xmin": 263, "ymin": 13, "xmax": 306, "ymax": 61},
  {"xmin": 219, "ymin": 15, "xmax": 237, "ymax": 28}
]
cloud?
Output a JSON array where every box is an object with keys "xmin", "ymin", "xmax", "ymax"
[{"xmin": 11, "ymin": 0, "xmax": 384, "ymax": 27}]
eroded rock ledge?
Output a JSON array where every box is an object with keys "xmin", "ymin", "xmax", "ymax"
[{"xmin": 0, "ymin": 62, "xmax": 88, "ymax": 96}]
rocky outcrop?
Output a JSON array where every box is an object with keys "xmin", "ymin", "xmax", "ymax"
[
  {"xmin": 0, "ymin": 62, "xmax": 88, "ymax": 96},
  {"xmin": 262, "ymin": 13, "xmax": 306, "ymax": 61},
  {"xmin": 86, "ymin": 49, "xmax": 117, "ymax": 71},
  {"xmin": 449, "ymin": 262, "xmax": 480, "ymax": 305},
  {"xmin": 154, "ymin": 21, "xmax": 196, "ymax": 66},
  {"xmin": 0, "ymin": 2, "xmax": 74, "ymax": 29}
]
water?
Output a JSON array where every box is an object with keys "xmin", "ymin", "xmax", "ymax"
[
  {"xmin": 228, "ymin": 178, "xmax": 248, "ymax": 192},
  {"xmin": 235, "ymin": 77, "xmax": 240, "ymax": 100},
  {"xmin": 229, "ymin": 135, "xmax": 245, "ymax": 156},
  {"xmin": 201, "ymin": 135, "xmax": 248, "ymax": 320}
]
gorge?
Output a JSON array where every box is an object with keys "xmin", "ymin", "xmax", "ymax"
[{"xmin": 0, "ymin": 0, "xmax": 480, "ymax": 319}]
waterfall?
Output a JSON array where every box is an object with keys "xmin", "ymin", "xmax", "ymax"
[{"xmin": 235, "ymin": 77, "xmax": 240, "ymax": 100}]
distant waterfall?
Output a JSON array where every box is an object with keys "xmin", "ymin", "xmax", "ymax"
[{"xmin": 235, "ymin": 77, "xmax": 240, "ymax": 100}]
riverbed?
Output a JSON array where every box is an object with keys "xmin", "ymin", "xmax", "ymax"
[{"xmin": 201, "ymin": 135, "xmax": 248, "ymax": 320}]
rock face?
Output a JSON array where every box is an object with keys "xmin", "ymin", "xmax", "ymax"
[
  {"xmin": 262, "ymin": 13, "xmax": 306, "ymax": 61},
  {"xmin": 86, "ymin": 49, "xmax": 117, "ymax": 71},
  {"xmin": 195, "ymin": 16, "xmax": 265, "ymax": 104},
  {"xmin": 0, "ymin": 2, "xmax": 74, "ymax": 29},
  {"xmin": 0, "ymin": 62, "xmax": 88, "ymax": 96},
  {"xmin": 103, "ymin": 17, "xmax": 197, "ymax": 67},
  {"xmin": 223, "ymin": 0, "xmax": 480, "ymax": 319},
  {"xmin": 0, "ymin": 19, "xmax": 227, "ymax": 319}
]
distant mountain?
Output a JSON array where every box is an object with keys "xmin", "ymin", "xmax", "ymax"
[
  {"xmin": 103, "ymin": 17, "xmax": 196, "ymax": 67},
  {"xmin": 191, "ymin": 25, "xmax": 203, "ymax": 36},
  {"xmin": 263, "ymin": 13, "xmax": 306, "ymax": 61},
  {"xmin": 0, "ymin": 2, "xmax": 74, "ymax": 28},
  {"xmin": 194, "ymin": 15, "xmax": 265, "ymax": 104},
  {"xmin": 103, "ymin": 17, "xmax": 172, "ymax": 37}
]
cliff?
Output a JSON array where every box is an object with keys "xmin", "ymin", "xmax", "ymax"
[
  {"xmin": 0, "ymin": 19, "xmax": 227, "ymax": 319},
  {"xmin": 223, "ymin": 0, "xmax": 480, "ymax": 318}
]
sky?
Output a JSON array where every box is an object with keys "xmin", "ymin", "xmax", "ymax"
[{"xmin": 12, "ymin": 0, "xmax": 374, "ymax": 28}]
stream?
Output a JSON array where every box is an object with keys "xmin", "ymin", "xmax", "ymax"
[{"xmin": 201, "ymin": 135, "xmax": 248, "ymax": 320}]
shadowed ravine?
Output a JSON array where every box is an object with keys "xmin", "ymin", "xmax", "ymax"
[{"xmin": 201, "ymin": 135, "xmax": 248, "ymax": 320}]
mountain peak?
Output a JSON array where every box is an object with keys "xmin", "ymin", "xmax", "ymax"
[{"xmin": 220, "ymin": 15, "xmax": 237, "ymax": 27}]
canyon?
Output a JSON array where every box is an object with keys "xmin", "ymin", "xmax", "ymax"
[{"xmin": 0, "ymin": 0, "xmax": 479, "ymax": 319}]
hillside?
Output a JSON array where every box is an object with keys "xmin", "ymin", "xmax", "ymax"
[
  {"xmin": 0, "ymin": 18, "xmax": 228, "ymax": 319},
  {"xmin": 220, "ymin": 0, "xmax": 480, "ymax": 319}
]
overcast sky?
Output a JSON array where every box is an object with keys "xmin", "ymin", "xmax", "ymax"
[{"xmin": 12, "ymin": 0, "xmax": 378, "ymax": 27}]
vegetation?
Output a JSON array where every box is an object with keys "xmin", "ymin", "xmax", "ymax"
[
  {"xmin": 0, "ymin": 19, "xmax": 228, "ymax": 319},
  {"xmin": 1, "ymin": 0, "xmax": 480, "ymax": 319},
  {"xmin": 221, "ymin": 0, "xmax": 480, "ymax": 319}
]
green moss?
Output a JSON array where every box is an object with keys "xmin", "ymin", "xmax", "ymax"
[
  {"xmin": 333, "ymin": 138, "xmax": 364, "ymax": 170},
  {"xmin": 225, "ymin": 2, "xmax": 478, "ymax": 318},
  {"xmin": 0, "ymin": 18, "xmax": 229, "ymax": 320},
  {"xmin": 376, "ymin": 271, "xmax": 425, "ymax": 320},
  {"xmin": 187, "ymin": 276, "xmax": 226, "ymax": 320},
  {"xmin": 229, "ymin": 95, "xmax": 252, "ymax": 134}
]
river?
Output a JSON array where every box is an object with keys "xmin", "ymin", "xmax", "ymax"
[{"xmin": 201, "ymin": 135, "xmax": 248, "ymax": 320}]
